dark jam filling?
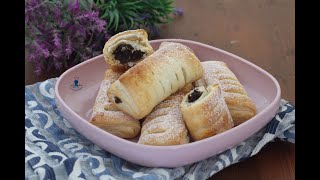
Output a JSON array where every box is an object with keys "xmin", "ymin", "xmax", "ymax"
[
  {"xmin": 187, "ymin": 89, "xmax": 203, "ymax": 103},
  {"xmin": 113, "ymin": 44, "xmax": 145, "ymax": 64},
  {"xmin": 114, "ymin": 97, "xmax": 122, "ymax": 104}
]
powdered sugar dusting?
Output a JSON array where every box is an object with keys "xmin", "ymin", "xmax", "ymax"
[
  {"xmin": 198, "ymin": 61, "xmax": 249, "ymax": 98},
  {"xmin": 180, "ymin": 85, "xmax": 233, "ymax": 140},
  {"xmin": 194, "ymin": 86, "xmax": 228, "ymax": 124},
  {"xmin": 207, "ymin": 88, "xmax": 224, "ymax": 123},
  {"xmin": 138, "ymin": 86, "xmax": 190, "ymax": 145},
  {"xmin": 159, "ymin": 42, "xmax": 193, "ymax": 54},
  {"xmin": 92, "ymin": 79, "xmax": 112, "ymax": 116},
  {"xmin": 206, "ymin": 87, "xmax": 233, "ymax": 130},
  {"xmin": 90, "ymin": 71, "xmax": 137, "ymax": 121},
  {"xmin": 197, "ymin": 61, "xmax": 257, "ymax": 124}
]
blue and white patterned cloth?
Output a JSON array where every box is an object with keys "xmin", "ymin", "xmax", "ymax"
[{"xmin": 25, "ymin": 78, "xmax": 295, "ymax": 180}]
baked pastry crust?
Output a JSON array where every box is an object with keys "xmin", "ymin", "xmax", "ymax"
[
  {"xmin": 195, "ymin": 61, "xmax": 257, "ymax": 125},
  {"xmin": 138, "ymin": 84, "xmax": 193, "ymax": 146},
  {"xmin": 103, "ymin": 29, "xmax": 154, "ymax": 71},
  {"xmin": 180, "ymin": 84, "xmax": 234, "ymax": 141},
  {"xmin": 90, "ymin": 69, "xmax": 141, "ymax": 138},
  {"xmin": 107, "ymin": 42, "xmax": 204, "ymax": 119}
]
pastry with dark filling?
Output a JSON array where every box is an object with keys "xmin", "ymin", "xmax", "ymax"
[
  {"xmin": 195, "ymin": 61, "xmax": 257, "ymax": 125},
  {"xmin": 90, "ymin": 69, "xmax": 141, "ymax": 138},
  {"xmin": 103, "ymin": 29, "xmax": 154, "ymax": 71},
  {"xmin": 107, "ymin": 42, "xmax": 204, "ymax": 119},
  {"xmin": 180, "ymin": 84, "xmax": 234, "ymax": 141}
]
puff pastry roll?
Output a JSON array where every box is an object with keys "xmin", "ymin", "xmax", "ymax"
[
  {"xmin": 107, "ymin": 42, "xmax": 204, "ymax": 119},
  {"xmin": 195, "ymin": 61, "xmax": 257, "ymax": 125},
  {"xmin": 138, "ymin": 84, "xmax": 193, "ymax": 146},
  {"xmin": 90, "ymin": 69, "xmax": 141, "ymax": 138},
  {"xmin": 103, "ymin": 29, "xmax": 154, "ymax": 71},
  {"xmin": 180, "ymin": 84, "xmax": 234, "ymax": 141}
]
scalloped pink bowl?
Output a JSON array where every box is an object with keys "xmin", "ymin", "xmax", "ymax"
[{"xmin": 55, "ymin": 39, "xmax": 281, "ymax": 168}]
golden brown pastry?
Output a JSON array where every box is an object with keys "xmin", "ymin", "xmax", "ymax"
[
  {"xmin": 107, "ymin": 42, "xmax": 204, "ymax": 119},
  {"xmin": 180, "ymin": 84, "xmax": 234, "ymax": 141},
  {"xmin": 138, "ymin": 84, "xmax": 193, "ymax": 146},
  {"xmin": 90, "ymin": 69, "xmax": 141, "ymax": 138},
  {"xmin": 103, "ymin": 29, "xmax": 154, "ymax": 71},
  {"xmin": 195, "ymin": 61, "xmax": 257, "ymax": 125}
]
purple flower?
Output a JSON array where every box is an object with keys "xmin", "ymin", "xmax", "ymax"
[
  {"xmin": 53, "ymin": 8, "xmax": 61, "ymax": 21},
  {"xmin": 51, "ymin": 49, "xmax": 62, "ymax": 59},
  {"xmin": 173, "ymin": 7, "xmax": 184, "ymax": 16},
  {"xmin": 65, "ymin": 37, "xmax": 73, "ymax": 57},
  {"xmin": 43, "ymin": 50, "xmax": 50, "ymax": 59},
  {"xmin": 27, "ymin": 53, "xmax": 36, "ymax": 63},
  {"xmin": 59, "ymin": 21, "xmax": 68, "ymax": 28},
  {"xmin": 68, "ymin": 0, "xmax": 80, "ymax": 14},
  {"xmin": 96, "ymin": 19, "xmax": 107, "ymax": 32},
  {"xmin": 25, "ymin": 0, "xmax": 109, "ymax": 76},
  {"xmin": 53, "ymin": 59, "xmax": 63, "ymax": 70},
  {"xmin": 34, "ymin": 41, "xmax": 50, "ymax": 58},
  {"xmin": 76, "ymin": 11, "xmax": 99, "ymax": 21},
  {"xmin": 67, "ymin": 25, "xmax": 80, "ymax": 36},
  {"xmin": 52, "ymin": 32, "xmax": 62, "ymax": 49},
  {"xmin": 75, "ymin": 11, "xmax": 106, "ymax": 33},
  {"xmin": 25, "ymin": 0, "xmax": 41, "ymax": 13}
]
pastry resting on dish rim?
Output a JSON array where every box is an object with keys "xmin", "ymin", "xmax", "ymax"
[{"xmin": 89, "ymin": 30, "xmax": 257, "ymax": 145}]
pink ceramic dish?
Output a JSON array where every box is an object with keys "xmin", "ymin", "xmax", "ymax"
[{"xmin": 55, "ymin": 39, "xmax": 281, "ymax": 168}]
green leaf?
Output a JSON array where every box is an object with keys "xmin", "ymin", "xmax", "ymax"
[
  {"xmin": 97, "ymin": 0, "xmax": 175, "ymax": 32},
  {"xmin": 120, "ymin": 15, "xmax": 128, "ymax": 30},
  {"xmin": 110, "ymin": 0, "xmax": 116, "ymax": 7},
  {"xmin": 114, "ymin": 9, "xmax": 119, "ymax": 31},
  {"xmin": 121, "ymin": 0, "xmax": 143, "ymax": 6},
  {"xmin": 128, "ymin": 17, "xmax": 135, "ymax": 29},
  {"xmin": 63, "ymin": 0, "xmax": 71, "ymax": 7},
  {"xmin": 95, "ymin": 0, "xmax": 100, "ymax": 6},
  {"xmin": 101, "ymin": 10, "xmax": 109, "ymax": 18},
  {"xmin": 125, "ymin": 10, "xmax": 138, "ymax": 18},
  {"xmin": 79, "ymin": 0, "xmax": 88, "ymax": 9},
  {"xmin": 107, "ymin": 11, "xmax": 115, "ymax": 29},
  {"xmin": 87, "ymin": 0, "xmax": 94, "ymax": 9}
]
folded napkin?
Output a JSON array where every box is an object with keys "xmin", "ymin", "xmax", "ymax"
[{"xmin": 25, "ymin": 78, "xmax": 295, "ymax": 180}]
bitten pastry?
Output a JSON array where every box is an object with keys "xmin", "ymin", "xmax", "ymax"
[
  {"xmin": 103, "ymin": 29, "xmax": 154, "ymax": 71},
  {"xmin": 180, "ymin": 84, "xmax": 234, "ymax": 141},
  {"xmin": 107, "ymin": 42, "xmax": 204, "ymax": 119},
  {"xmin": 90, "ymin": 69, "xmax": 141, "ymax": 138},
  {"xmin": 138, "ymin": 84, "xmax": 193, "ymax": 146},
  {"xmin": 195, "ymin": 61, "xmax": 257, "ymax": 125}
]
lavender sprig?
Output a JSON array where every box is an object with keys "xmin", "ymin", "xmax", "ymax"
[
  {"xmin": 26, "ymin": 0, "xmax": 183, "ymax": 76},
  {"xmin": 25, "ymin": 0, "xmax": 109, "ymax": 76}
]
